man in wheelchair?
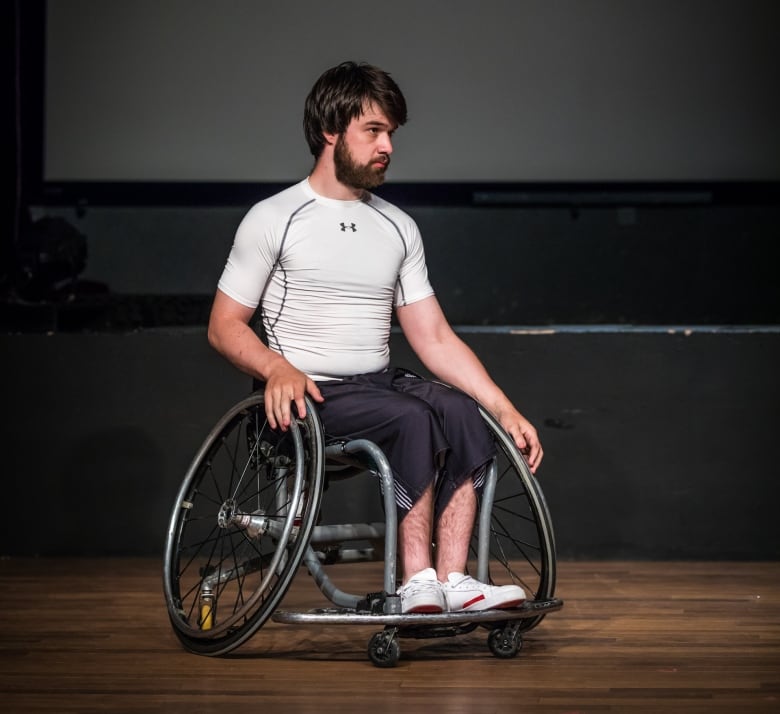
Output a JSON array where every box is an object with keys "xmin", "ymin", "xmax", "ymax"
[{"xmin": 207, "ymin": 61, "xmax": 543, "ymax": 615}]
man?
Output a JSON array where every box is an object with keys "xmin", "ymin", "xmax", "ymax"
[{"xmin": 208, "ymin": 61, "xmax": 543, "ymax": 614}]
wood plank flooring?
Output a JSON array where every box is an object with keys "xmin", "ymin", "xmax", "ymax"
[{"xmin": 1, "ymin": 559, "xmax": 779, "ymax": 713}]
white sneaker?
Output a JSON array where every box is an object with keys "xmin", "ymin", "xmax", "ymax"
[
  {"xmin": 443, "ymin": 573, "xmax": 526, "ymax": 612},
  {"xmin": 397, "ymin": 568, "xmax": 446, "ymax": 613}
]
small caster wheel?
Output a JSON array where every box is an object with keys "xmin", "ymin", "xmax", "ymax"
[
  {"xmin": 488, "ymin": 626, "xmax": 522, "ymax": 659},
  {"xmin": 368, "ymin": 631, "xmax": 400, "ymax": 668}
]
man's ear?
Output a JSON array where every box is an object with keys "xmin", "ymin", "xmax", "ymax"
[{"xmin": 322, "ymin": 131, "xmax": 338, "ymax": 146}]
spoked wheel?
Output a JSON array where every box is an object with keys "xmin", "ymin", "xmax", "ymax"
[
  {"xmin": 163, "ymin": 392, "xmax": 324, "ymax": 655},
  {"xmin": 471, "ymin": 406, "xmax": 557, "ymax": 633}
]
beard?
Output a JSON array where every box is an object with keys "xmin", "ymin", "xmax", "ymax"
[{"xmin": 333, "ymin": 135, "xmax": 390, "ymax": 190}]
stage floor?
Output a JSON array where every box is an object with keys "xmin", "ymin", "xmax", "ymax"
[{"xmin": 1, "ymin": 559, "xmax": 778, "ymax": 712}]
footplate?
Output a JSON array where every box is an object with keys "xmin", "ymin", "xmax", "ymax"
[{"xmin": 272, "ymin": 597, "xmax": 563, "ymax": 626}]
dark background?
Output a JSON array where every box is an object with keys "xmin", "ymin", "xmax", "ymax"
[{"xmin": 3, "ymin": 1, "xmax": 779, "ymax": 559}]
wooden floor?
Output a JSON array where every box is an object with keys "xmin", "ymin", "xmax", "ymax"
[{"xmin": 1, "ymin": 559, "xmax": 779, "ymax": 713}]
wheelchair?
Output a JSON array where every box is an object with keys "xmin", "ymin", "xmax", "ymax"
[{"xmin": 162, "ymin": 384, "xmax": 561, "ymax": 667}]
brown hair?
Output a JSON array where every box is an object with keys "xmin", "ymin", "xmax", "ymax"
[{"xmin": 303, "ymin": 61, "xmax": 408, "ymax": 157}]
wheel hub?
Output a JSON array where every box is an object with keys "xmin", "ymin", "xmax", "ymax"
[{"xmin": 217, "ymin": 499, "xmax": 237, "ymax": 528}]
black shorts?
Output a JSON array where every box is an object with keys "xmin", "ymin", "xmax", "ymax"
[{"xmin": 315, "ymin": 368, "xmax": 495, "ymax": 520}]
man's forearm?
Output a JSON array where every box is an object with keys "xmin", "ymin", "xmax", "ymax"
[{"xmin": 207, "ymin": 317, "xmax": 285, "ymax": 382}]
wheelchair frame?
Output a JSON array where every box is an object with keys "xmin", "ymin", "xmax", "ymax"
[{"xmin": 163, "ymin": 389, "xmax": 561, "ymax": 666}]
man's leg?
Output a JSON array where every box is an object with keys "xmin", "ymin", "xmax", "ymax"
[
  {"xmin": 435, "ymin": 475, "xmax": 527, "ymax": 612},
  {"xmin": 396, "ymin": 485, "xmax": 448, "ymax": 613},
  {"xmin": 434, "ymin": 478, "xmax": 477, "ymax": 579},
  {"xmin": 398, "ymin": 484, "xmax": 435, "ymax": 582}
]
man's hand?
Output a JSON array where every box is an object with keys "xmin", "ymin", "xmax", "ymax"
[
  {"xmin": 263, "ymin": 359, "xmax": 324, "ymax": 430},
  {"xmin": 495, "ymin": 406, "xmax": 544, "ymax": 474}
]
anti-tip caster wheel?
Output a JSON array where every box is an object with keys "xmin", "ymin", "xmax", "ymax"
[
  {"xmin": 488, "ymin": 625, "xmax": 523, "ymax": 659},
  {"xmin": 367, "ymin": 631, "xmax": 400, "ymax": 668}
]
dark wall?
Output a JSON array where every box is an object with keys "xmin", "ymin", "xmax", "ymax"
[
  {"xmin": 2, "ymin": 328, "xmax": 778, "ymax": 560},
  {"xmin": 15, "ymin": 198, "xmax": 780, "ymax": 329}
]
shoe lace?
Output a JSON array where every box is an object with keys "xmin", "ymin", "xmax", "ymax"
[
  {"xmin": 402, "ymin": 578, "xmax": 441, "ymax": 595},
  {"xmin": 450, "ymin": 575, "xmax": 488, "ymax": 592}
]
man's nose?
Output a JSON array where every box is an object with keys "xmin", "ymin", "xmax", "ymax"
[{"xmin": 379, "ymin": 132, "xmax": 393, "ymax": 154}]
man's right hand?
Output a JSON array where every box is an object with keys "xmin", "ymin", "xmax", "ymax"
[{"xmin": 263, "ymin": 358, "xmax": 324, "ymax": 431}]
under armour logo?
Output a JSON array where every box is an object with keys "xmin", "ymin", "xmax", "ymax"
[{"xmin": 340, "ymin": 222, "xmax": 357, "ymax": 232}]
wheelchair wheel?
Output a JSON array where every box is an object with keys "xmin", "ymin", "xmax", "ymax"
[
  {"xmin": 163, "ymin": 392, "xmax": 324, "ymax": 655},
  {"xmin": 472, "ymin": 406, "xmax": 557, "ymax": 632}
]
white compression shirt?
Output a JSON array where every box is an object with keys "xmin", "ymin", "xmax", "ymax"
[{"xmin": 217, "ymin": 179, "xmax": 434, "ymax": 380}]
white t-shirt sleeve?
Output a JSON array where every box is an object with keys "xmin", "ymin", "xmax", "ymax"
[
  {"xmin": 394, "ymin": 218, "xmax": 435, "ymax": 307},
  {"xmin": 217, "ymin": 203, "xmax": 279, "ymax": 308}
]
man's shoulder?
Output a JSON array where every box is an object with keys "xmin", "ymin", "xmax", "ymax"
[
  {"xmin": 245, "ymin": 180, "xmax": 313, "ymax": 221},
  {"xmin": 365, "ymin": 191, "xmax": 417, "ymax": 233}
]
